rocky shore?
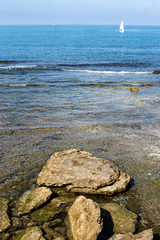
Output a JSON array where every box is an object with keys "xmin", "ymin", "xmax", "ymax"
[{"xmin": 0, "ymin": 149, "xmax": 158, "ymax": 239}]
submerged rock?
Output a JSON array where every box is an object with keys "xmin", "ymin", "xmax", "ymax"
[
  {"xmin": 67, "ymin": 195, "xmax": 102, "ymax": 240},
  {"xmin": 0, "ymin": 198, "xmax": 11, "ymax": 233},
  {"xmin": 15, "ymin": 187, "xmax": 52, "ymax": 216},
  {"xmin": 37, "ymin": 149, "xmax": 130, "ymax": 195},
  {"xmin": 30, "ymin": 198, "xmax": 63, "ymax": 222},
  {"xmin": 101, "ymin": 203, "xmax": 137, "ymax": 234},
  {"xmin": 126, "ymin": 87, "xmax": 140, "ymax": 92},
  {"xmin": 109, "ymin": 229, "xmax": 153, "ymax": 240}
]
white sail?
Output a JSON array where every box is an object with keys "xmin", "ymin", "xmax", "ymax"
[{"xmin": 119, "ymin": 21, "xmax": 124, "ymax": 33}]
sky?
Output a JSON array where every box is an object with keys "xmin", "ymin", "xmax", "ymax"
[{"xmin": 0, "ymin": 0, "xmax": 160, "ymax": 25}]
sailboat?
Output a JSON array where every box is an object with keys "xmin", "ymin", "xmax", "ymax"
[{"xmin": 119, "ymin": 21, "xmax": 124, "ymax": 33}]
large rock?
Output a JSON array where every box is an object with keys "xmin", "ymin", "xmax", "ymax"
[
  {"xmin": 101, "ymin": 203, "xmax": 137, "ymax": 234},
  {"xmin": 37, "ymin": 149, "xmax": 130, "ymax": 195},
  {"xmin": 0, "ymin": 198, "xmax": 11, "ymax": 232},
  {"xmin": 15, "ymin": 187, "xmax": 52, "ymax": 216},
  {"xmin": 109, "ymin": 229, "xmax": 153, "ymax": 240},
  {"xmin": 67, "ymin": 195, "xmax": 102, "ymax": 240}
]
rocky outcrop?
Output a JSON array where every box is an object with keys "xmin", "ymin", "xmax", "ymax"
[
  {"xmin": 0, "ymin": 198, "xmax": 11, "ymax": 233},
  {"xmin": 101, "ymin": 203, "xmax": 137, "ymax": 234},
  {"xmin": 109, "ymin": 229, "xmax": 153, "ymax": 240},
  {"xmin": 37, "ymin": 149, "xmax": 130, "ymax": 195},
  {"xmin": 15, "ymin": 187, "xmax": 52, "ymax": 215},
  {"xmin": 67, "ymin": 195, "xmax": 102, "ymax": 240}
]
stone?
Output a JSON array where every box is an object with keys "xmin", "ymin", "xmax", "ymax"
[
  {"xmin": 0, "ymin": 198, "xmax": 11, "ymax": 232},
  {"xmin": 109, "ymin": 229, "xmax": 153, "ymax": 240},
  {"xmin": 101, "ymin": 203, "xmax": 137, "ymax": 234},
  {"xmin": 129, "ymin": 87, "xmax": 140, "ymax": 92},
  {"xmin": 67, "ymin": 195, "xmax": 102, "ymax": 240},
  {"xmin": 15, "ymin": 187, "xmax": 52, "ymax": 215},
  {"xmin": 11, "ymin": 227, "xmax": 45, "ymax": 240},
  {"xmin": 37, "ymin": 149, "xmax": 130, "ymax": 195},
  {"xmin": 0, "ymin": 233, "xmax": 10, "ymax": 240}
]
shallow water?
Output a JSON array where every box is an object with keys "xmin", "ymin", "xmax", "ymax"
[{"xmin": 0, "ymin": 25, "xmax": 160, "ymax": 232}]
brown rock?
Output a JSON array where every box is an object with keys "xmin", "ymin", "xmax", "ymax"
[
  {"xmin": 0, "ymin": 198, "xmax": 11, "ymax": 232},
  {"xmin": 67, "ymin": 195, "xmax": 102, "ymax": 240},
  {"xmin": 37, "ymin": 149, "xmax": 130, "ymax": 195}
]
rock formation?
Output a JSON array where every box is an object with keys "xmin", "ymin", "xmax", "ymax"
[{"xmin": 37, "ymin": 149, "xmax": 130, "ymax": 195}]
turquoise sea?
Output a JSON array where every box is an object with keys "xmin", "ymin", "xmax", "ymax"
[{"xmin": 0, "ymin": 25, "xmax": 160, "ymax": 232}]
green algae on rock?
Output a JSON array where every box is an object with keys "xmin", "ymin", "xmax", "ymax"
[
  {"xmin": 30, "ymin": 198, "xmax": 62, "ymax": 222},
  {"xmin": 101, "ymin": 202, "xmax": 137, "ymax": 234},
  {"xmin": 15, "ymin": 187, "xmax": 52, "ymax": 216}
]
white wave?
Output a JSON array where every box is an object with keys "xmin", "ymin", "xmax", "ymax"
[
  {"xmin": 0, "ymin": 84, "xmax": 27, "ymax": 87},
  {"xmin": 0, "ymin": 65, "xmax": 36, "ymax": 70},
  {"xmin": 62, "ymin": 69, "xmax": 152, "ymax": 74}
]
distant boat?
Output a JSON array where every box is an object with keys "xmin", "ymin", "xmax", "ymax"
[{"xmin": 119, "ymin": 21, "xmax": 124, "ymax": 33}]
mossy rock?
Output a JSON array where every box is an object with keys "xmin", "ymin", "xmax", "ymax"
[
  {"xmin": 101, "ymin": 203, "xmax": 137, "ymax": 234},
  {"xmin": 30, "ymin": 200, "xmax": 60, "ymax": 222},
  {"xmin": 15, "ymin": 187, "xmax": 52, "ymax": 216}
]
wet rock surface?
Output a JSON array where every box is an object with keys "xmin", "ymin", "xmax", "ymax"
[
  {"xmin": 0, "ymin": 198, "xmax": 11, "ymax": 233},
  {"xmin": 37, "ymin": 149, "xmax": 130, "ymax": 195}
]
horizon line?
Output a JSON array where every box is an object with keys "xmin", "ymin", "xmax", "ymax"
[{"xmin": 0, "ymin": 23, "xmax": 160, "ymax": 27}]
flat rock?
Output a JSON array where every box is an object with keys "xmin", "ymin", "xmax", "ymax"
[
  {"xmin": 109, "ymin": 229, "xmax": 153, "ymax": 240},
  {"xmin": 15, "ymin": 187, "xmax": 52, "ymax": 216},
  {"xmin": 101, "ymin": 203, "xmax": 137, "ymax": 234},
  {"xmin": 37, "ymin": 149, "xmax": 130, "ymax": 195},
  {"xmin": 0, "ymin": 198, "xmax": 11, "ymax": 233},
  {"xmin": 67, "ymin": 195, "xmax": 102, "ymax": 240}
]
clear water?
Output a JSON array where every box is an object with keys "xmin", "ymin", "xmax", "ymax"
[{"xmin": 0, "ymin": 25, "xmax": 160, "ymax": 231}]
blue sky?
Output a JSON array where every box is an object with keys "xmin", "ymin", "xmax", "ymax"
[{"xmin": 0, "ymin": 0, "xmax": 160, "ymax": 25}]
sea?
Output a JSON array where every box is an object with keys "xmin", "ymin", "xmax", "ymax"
[{"xmin": 0, "ymin": 25, "xmax": 160, "ymax": 231}]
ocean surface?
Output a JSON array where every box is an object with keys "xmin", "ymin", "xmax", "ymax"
[{"xmin": 0, "ymin": 25, "xmax": 160, "ymax": 231}]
